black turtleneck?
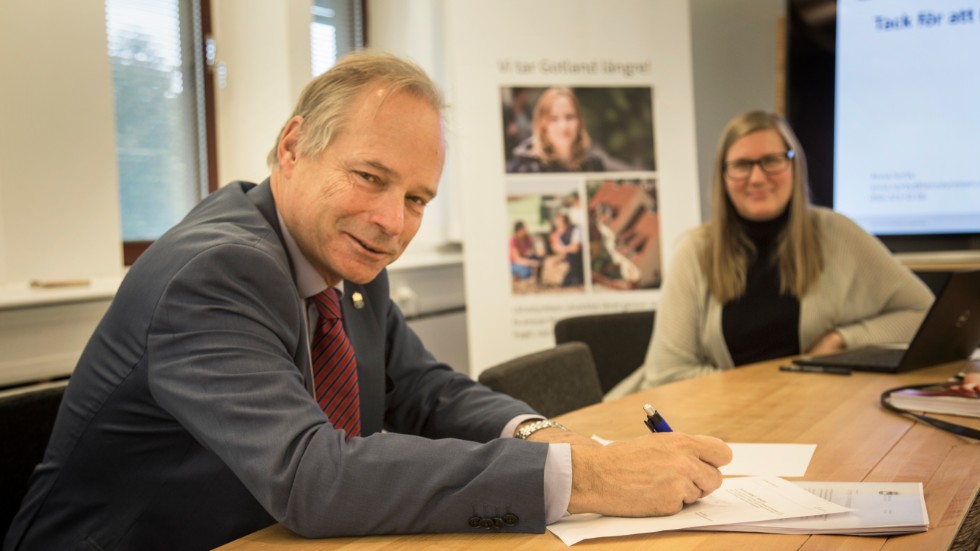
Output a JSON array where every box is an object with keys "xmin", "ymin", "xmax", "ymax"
[{"xmin": 721, "ymin": 210, "xmax": 801, "ymax": 366}]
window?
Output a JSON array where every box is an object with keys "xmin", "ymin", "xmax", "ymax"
[
  {"xmin": 104, "ymin": 0, "xmax": 214, "ymax": 265},
  {"xmin": 311, "ymin": 0, "xmax": 364, "ymax": 77},
  {"xmin": 105, "ymin": 0, "xmax": 361, "ymax": 265}
]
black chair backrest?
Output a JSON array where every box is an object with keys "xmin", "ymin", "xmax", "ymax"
[
  {"xmin": 477, "ymin": 342, "xmax": 603, "ymax": 418},
  {"xmin": 554, "ymin": 310, "xmax": 655, "ymax": 394},
  {"xmin": 0, "ymin": 380, "xmax": 68, "ymax": 539}
]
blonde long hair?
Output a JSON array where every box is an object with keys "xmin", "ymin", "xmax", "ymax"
[
  {"xmin": 701, "ymin": 111, "xmax": 823, "ymax": 302},
  {"xmin": 530, "ymin": 87, "xmax": 592, "ymax": 169}
]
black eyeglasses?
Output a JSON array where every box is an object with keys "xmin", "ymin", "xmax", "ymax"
[{"xmin": 724, "ymin": 150, "xmax": 795, "ymax": 180}]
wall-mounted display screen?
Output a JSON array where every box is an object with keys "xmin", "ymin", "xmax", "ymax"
[
  {"xmin": 787, "ymin": 0, "xmax": 980, "ymax": 250},
  {"xmin": 835, "ymin": 0, "xmax": 980, "ymax": 236}
]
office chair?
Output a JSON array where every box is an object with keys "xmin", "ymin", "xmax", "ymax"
[
  {"xmin": 477, "ymin": 342, "xmax": 603, "ymax": 418},
  {"xmin": 554, "ymin": 310, "xmax": 655, "ymax": 394},
  {"xmin": 0, "ymin": 380, "xmax": 68, "ymax": 538}
]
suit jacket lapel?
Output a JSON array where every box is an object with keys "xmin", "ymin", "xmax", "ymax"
[{"xmin": 242, "ymin": 179, "xmax": 318, "ymax": 399}]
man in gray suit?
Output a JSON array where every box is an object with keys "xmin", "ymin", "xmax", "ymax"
[{"xmin": 4, "ymin": 52, "xmax": 730, "ymax": 550}]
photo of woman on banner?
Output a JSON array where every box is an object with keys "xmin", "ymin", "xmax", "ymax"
[
  {"xmin": 502, "ymin": 86, "xmax": 655, "ymax": 174},
  {"xmin": 506, "ymin": 87, "xmax": 605, "ymax": 173}
]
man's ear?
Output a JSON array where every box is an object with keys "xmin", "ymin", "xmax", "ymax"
[{"xmin": 277, "ymin": 116, "xmax": 304, "ymax": 176}]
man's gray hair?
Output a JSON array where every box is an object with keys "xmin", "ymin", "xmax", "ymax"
[{"xmin": 267, "ymin": 50, "xmax": 445, "ymax": 169}]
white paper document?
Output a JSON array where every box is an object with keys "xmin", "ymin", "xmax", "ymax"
[
  {"xmin": 720, "ymin": 443, "xmax": 816, "ymax": 477},
  {"xmin": 697, "ymin": 481, "xmax": 929, "ymax": 536},
  {"xmin": 547, "ymin": 476, "xmax": 852, "ymax": 545}
]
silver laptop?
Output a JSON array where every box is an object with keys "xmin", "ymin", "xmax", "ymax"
[{"xmin": 792, "ymin": 269, "xmax": 980, "ymax": 373}]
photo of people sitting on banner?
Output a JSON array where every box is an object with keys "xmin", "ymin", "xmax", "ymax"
[
  {"xmin": 507, "ymin": 192, "xmax": 586, "ymax": 295},
  {"xmin": 507, "ymin": 178, "xmax": 661, "ymax": 295}
]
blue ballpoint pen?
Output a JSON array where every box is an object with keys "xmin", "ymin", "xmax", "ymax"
[{"xmin": 643, "ymin": 404, "xmax": 673, "ymax": 433}]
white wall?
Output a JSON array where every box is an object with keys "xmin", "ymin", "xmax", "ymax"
[
  {"xmin": 367, "ymin": 0, "xmax": 458, "ymax": 248},
  {"xmin": 0, "ymin": 1, "xmax": 123, "ymax": 284},
  {"xmin": 690, "ymin": 0, "xmax": 785, "ymax": 220},
  {"xmin": 0, "ymin": 1, "xmax": 122, "ymax": 387},
  {"xmin": 211, "ymin": 0, "xmax": 313, "ymax": 186}
]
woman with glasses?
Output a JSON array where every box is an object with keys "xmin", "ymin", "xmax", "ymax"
[{"xmin": 607, "ymin": 111, "xmax": 932, "ymax": 398}]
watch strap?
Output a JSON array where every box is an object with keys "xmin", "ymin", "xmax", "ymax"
[{"xmin": 514, "ymin": 419, "xmax": 568, "ymax": 440}]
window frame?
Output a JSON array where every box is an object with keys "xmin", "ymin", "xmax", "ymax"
[{"xmin": 121, "ymin": 0, "xmax": 217, "ymax": 266}]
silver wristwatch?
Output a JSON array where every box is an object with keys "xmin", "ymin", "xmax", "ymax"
[{"xmin": 514, "ymin": 419, "xmax": 568, "ymax": 440}]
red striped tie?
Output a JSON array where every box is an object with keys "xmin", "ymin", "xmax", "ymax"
[{"xmin": 311, "ymin": 288, "xmax": 361, "ymax": 439}]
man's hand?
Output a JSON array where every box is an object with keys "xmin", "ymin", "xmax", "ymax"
[{"xmin": 566, "ymin": 433, "xmax": 732, "ymax": 517}]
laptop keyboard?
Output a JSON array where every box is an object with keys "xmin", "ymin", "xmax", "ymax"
[{"xmin": 811, "ymin": 347, "xmax": 906, "ymax": 368}]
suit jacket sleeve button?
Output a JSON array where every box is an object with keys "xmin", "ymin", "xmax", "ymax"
[
  {"xmin": 502, "ymin": 513, "xmax": 519, "ymax": 526},
  {"xmin": 492, "ymin": 517, "xmax": 504, "ymax": 528},
  {"xmin": 468, "ymin": 516, "xmax": 482, "ymax": 528},
  {"xmin": 479, "ymin": 518, "xmax": 494, "ymax": 529}
]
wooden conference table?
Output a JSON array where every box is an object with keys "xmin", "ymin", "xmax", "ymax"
[{"xmin": 218, "ymin": 357, "xmax": 980, "ymax": 550}]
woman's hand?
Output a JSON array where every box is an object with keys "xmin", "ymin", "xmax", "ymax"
[{"xmin": 806, "ymin": 330, "xmax": 845, "ymax": 355}]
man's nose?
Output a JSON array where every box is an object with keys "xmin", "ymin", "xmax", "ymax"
[{"xmin": 371, "ymin": 191, "xmax": 405, "ymax": 236}]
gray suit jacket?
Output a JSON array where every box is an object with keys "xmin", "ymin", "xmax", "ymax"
[{"xmin": 4, "ymin": 181, "xmax": 548, "ymax": 551}]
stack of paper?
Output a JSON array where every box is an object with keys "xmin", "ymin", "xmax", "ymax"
[
  {"xmin": 889, "ymin": 384, "xmax": 980, "ymax": 418},
  {"xmin": 699, "ymin": 481, "xmax": 929, "ymax": 536},
  {"xmin": 552, "ymin": 442, "xmax": 929, "ymax": 545},
  {"xmin": 548, "ymin": 478, "xmax": 928, "ymax": 545},
  {"xmin": 547, "ymin": 476, "xmax": 853, "ymax": 545}
]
